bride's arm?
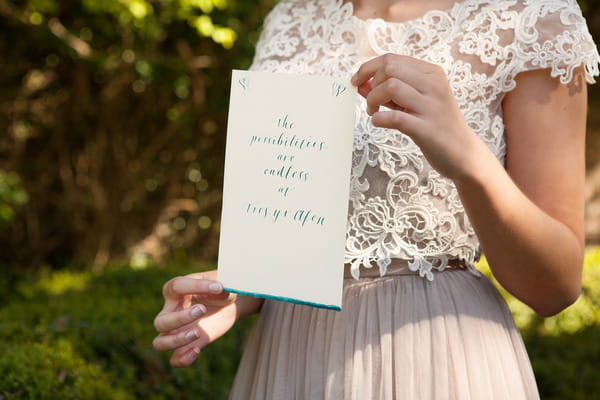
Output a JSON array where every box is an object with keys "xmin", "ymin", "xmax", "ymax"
[
  {"xmin": 456, "ymin": 67, "xmax": 587, "ymax": 317},
  {"xmin": 352, "ymin": 55, "xmax": 587, "ymax": 317}
]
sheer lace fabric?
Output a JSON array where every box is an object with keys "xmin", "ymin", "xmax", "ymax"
[{"xmin": 249, "ymin": 0, "xmax": 600, "ymax": 280}]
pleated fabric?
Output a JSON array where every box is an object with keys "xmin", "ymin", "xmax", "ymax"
[{"xmin": 229, "ymin": 267, "xmax": 540, "ymax": 400}]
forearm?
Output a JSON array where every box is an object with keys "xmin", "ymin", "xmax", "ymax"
[
  {"xmin": 351, "ymin": 56, "xmax": 587, "ymax": 316},
  {"xmin": 455, "ymin": 140, "xmax": 584, "ymax": 316}
]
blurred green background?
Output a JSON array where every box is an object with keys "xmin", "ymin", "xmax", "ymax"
[{"xmin": 0, "ymin": 0, "xmax": 599, "ymax": 399}]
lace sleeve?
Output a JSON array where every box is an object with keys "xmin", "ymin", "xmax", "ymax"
[{"xmin": 511, "ymin": 0, "xmax": 600, "ymax": 84}]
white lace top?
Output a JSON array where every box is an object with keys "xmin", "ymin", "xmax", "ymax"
[{"xmin": 249, "ymin": 0, "xmax": 600, "ymax": 280}]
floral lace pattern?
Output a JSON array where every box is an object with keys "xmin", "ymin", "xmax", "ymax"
[{"xmin": 249, "ymin": 0, "xmax": 600, "ymax": 280}]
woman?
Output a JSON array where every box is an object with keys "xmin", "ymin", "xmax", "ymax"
[{"xmin": 152, "ymin": 0, "xmax": 600, "ymax": 398}]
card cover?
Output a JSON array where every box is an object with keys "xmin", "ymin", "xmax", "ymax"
[{"xmin": 217, "ymin": 70, "xmax": 355, "ymax": 310}]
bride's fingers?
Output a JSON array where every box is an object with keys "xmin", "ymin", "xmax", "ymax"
[
  {"xmin": 191, "ymin": 290, "xmax": 233, "ymax": 304},
  {"xmin": 161, "ymin": 277, "xmax": 224, "ymax": 311},
  {"xmin": 365, "ymin": 78, "xmax": 424, "ymax": 115},
  {"xmin": 170, "ymin": 343, "xmax": 201, "ymax": 368},
  {"xmin": 352, "ymin": 54, "xmax": 429, "ymax": 92},
  {"xmin": 371, "ymin": 110, "xmax": 423, "ymax": 139},
  {"xmin": 370, "ymin": 64, "xmax": 392, "ymax": 89},
  {"xmin": 153, "ymin": 323, "xmax": 202, "ymax": 352},
  {"xmin": 356, "ymin": 80, "xmax": 373, "ymax": 98},
  {"xmin": 154, "ymin": 312, "xmax": 215, "ymax": 355},
  {"xmin": 167, "ymin": 305, "xmax": 236, "ymax": 367},
  {"xmin": 352, "ymin": 55, "xmax": 389, "ymax": 86},
  {"xmin": 154, "ymin": 303, "xmax": 207, "ymax": 333},
  {"xmin": 186, "ymin": 291, "xmax": 237, "ymax": 316}
]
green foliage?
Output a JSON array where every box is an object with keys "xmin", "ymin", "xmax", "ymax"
[
  {"xmin": 476, "ymin": 247, "xmax": 600, "ymax": 399},
  {"xmin": 0, "ymin": 263, "xmax": 255, "ymax": 399},
  {"xmin": 0, "ymin": 340, "xmax": 130, "ymax": 400},
  {"xmin": 0, "ymin": 0, "xmax": 277, "ymax": 268},
  {"xmin": 0, "ymin": 170, "xmax": 28, "ymax": 227},
  {"xmin": 22, "ymin": 0, "xmax": 238, "ymax": 48}
]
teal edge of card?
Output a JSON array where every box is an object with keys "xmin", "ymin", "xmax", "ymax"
[{"xmin": 224, "ymin": 287, "xmax": 342, "ymax": 312}]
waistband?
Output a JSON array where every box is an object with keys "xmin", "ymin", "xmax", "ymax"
[{"xmin": 343, "ymin": 258, "xmax": 467, "ymax": 279}]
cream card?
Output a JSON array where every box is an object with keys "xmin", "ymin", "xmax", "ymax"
[{"xmin": 217, "ymin": 70, "xmax": 355, "ymax": 310}]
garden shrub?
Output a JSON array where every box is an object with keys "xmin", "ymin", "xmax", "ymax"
[
  {"xmin": 0, "ymin": 340, "xmax": 130, "ymax": 400},
  {"xmin": 477, "ymin": 247, "xmax": 600, "ymax": 399},
  {"xmin": 0, "ymin": 262, "xmax": 255, "ymax": 399}
]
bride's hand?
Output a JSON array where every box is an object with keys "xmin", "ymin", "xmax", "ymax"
[
  {"xmin": 351, "ymin": 53, "xmax": 485, "ymax": 182},
  {"xmin": 152, "ymin": 270, "xmax": 257, "ymax": 367}
]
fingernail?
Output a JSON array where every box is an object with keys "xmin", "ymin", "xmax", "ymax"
[
  {"xmin": 190, "ymin": 304, "xmax": 206, "ymax": 318},
  {"xmin": 208, "ymin": 282, "xmax": 222, "ymax": 293},
  {"xmin": 185, "ymin": 329, "xmax": 199, "ymax": 341},
  {"xmin": 188, "ymin": 347, "xmax": 200, "ymax": 361},
  {"xmin": 351, "ymin": 73, "xmax": 358, "ymax": 85}
]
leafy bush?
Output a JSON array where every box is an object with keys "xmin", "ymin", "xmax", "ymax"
[
  {"xmin": 477, "ymin": 247, "xmax": 600, "ymax": 399},
  {"xmin": 0, "ymin": 170, "xmax": 28, "ymax": 227},
  {"xmin": 0, "ymin": 340, "xmax": 130, "ymax": 400},
  {"xmin": 0, "ymin": 0, "xmax": 277, "ymax": 269},
  {"xmin": 0, "ymin": 263, "xmax": 255, "ymax": 399}
]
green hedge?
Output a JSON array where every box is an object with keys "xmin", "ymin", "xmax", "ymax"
[
  {"xmin": 477, "ymin": 247, "xmax": 600, "ymax": 399},
  {"xmin": 0, "ymin": 340, "xmax": 129, "ymax": 400},
  {"xmin": 0, "ymin": 263, "xmax": 255, "ymax": 399},
  {"xmin": 1, "ymin": 249, "xmax": 599, "ymax": 399}
]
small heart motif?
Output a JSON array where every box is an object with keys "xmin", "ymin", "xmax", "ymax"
[{"xmin": 332, "ymin": 82, "xmax": 347, "ymax": 97}]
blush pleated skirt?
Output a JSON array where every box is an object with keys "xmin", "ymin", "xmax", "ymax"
[{"xmin": 229, "ymin": 265, "xmax": 540, "ymax": 400}]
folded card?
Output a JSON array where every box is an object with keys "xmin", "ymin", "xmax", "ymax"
[{"xmin": 217, "ymin": 70, "xmax": 355, "ymax": 310}]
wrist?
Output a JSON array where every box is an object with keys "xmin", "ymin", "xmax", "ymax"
[
  {"xmin": 235, "ymin": 294, "xmax": 264, "ymax": 319},
  {"xmin": 451, "ymin": 135, "xmax": 499, "ymax": 190}
]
